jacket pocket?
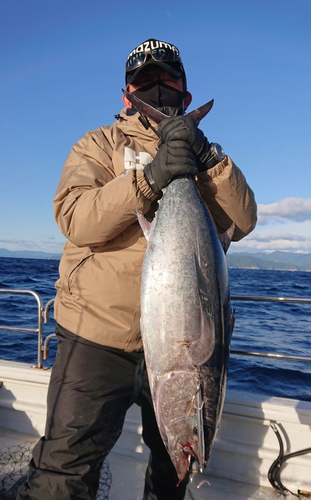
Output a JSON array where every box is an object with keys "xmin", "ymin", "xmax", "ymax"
[{"xmin": 68, "ymin": 253, "xmax": 94, "ymax": 294}]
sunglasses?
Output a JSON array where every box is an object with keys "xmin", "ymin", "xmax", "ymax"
[{"xmin": 126, "ymin": 47, "xmax": 183, "ymax": 73}]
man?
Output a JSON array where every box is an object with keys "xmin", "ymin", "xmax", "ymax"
[{"xmin": 17, "ymin": 38, "xmax": 257, "ymax": 500}]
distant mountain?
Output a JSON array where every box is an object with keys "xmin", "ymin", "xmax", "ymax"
[
  {"xmin": 1, "ymin": 248, "xmax": 311, "ymax": 271},
  {"xmin": 226, "ymin": 251, "xmax": 311, "ymax": 272},
  {"xmin": 0, "ymin": 248, "xmax": 61, "ymax": 260}
]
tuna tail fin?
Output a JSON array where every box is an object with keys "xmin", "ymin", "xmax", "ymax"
[
  {"xmin": 219, "ymin": 222, "xmax": 236, "ymax": 254},
  {"xmin": 136, "ymin": 209, "xmax": 152, "ymax": 241}
]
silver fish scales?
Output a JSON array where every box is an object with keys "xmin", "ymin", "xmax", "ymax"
[{"xmin": 138, "ymin": 175, "xmax": 233, "ymax": 483}]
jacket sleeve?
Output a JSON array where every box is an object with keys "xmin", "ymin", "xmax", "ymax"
[
  {"xmin": 197, "ymin": 156, "xmax": 257, "ymax": 241},
  {"xmin": 53, "ymin": 129, "xmax": 157, "ymax": 247}
]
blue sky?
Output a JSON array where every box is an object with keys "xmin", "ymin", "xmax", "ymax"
[{"xmin": 1, "ymin": 0, "xmax": 311, "ymax": 254}]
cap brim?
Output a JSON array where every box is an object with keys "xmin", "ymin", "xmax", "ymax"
[{"xmin": 126, "ymin": 60, "xmax": 182, "ymax": 85}]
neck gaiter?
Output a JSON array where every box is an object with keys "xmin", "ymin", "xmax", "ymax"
[{"xmin": 133, "ymin": 81, "xmax": 187, "ymax": 116}]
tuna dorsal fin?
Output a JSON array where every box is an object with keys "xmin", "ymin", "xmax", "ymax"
[
  {"xmin": 136, "ymin": 209, "xmax": 152, "ymax": 241},
  {"xmin": 219, "ymin": 222, "xmax": 236, "ymax": 254}
]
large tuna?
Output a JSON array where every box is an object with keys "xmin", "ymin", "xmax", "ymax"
[
  {"xmin": 138, "ymin": 175, "xmax": 234, "ymax": 482},
  {"xmin": 123, "ymin": 89, "xmax": 234, "ymax": 482}
]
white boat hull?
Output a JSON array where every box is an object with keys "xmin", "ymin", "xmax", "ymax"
[{"xmin": 1, "ymin": 359, "xmax": 310, "ymax": 499}]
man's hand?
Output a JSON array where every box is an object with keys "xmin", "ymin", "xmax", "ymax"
[
  {"xmin": 144, "ymin": 140, "xmax": 198, "ymax": 194},
  {"xmin": 158, "ymin": 115, "xmax": 210, "ymax": 163}
]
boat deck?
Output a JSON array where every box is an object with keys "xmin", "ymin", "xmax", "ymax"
[
  {"xmin": 108, "ymin": 451, "xmax": 285, "ymax": 500},
  {"xmin": 0, "ymin": 427, "xmax": 292, "ymax": 500}
]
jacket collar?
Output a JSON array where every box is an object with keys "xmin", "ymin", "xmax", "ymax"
[{"xmin": 114, "ymin": 107, "xmax": 160, "ymax": 143}]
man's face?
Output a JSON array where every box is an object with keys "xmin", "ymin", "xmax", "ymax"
[{"xmin": 123, "ymin": 66, "xmax": 192, "ymax": 111}]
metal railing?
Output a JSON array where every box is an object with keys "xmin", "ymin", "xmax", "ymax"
[
  {"xmin": 0, "ymin": 290, "xmax": 311, "ymax": 368},
  {"xmin": 0, "ymin": 289, "xmax": 55, "ymax": 369}
]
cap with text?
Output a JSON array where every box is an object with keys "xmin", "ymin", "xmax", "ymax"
[{"xmin": 125, "ymin": 38, "xmax": 186, "ymax": 86}]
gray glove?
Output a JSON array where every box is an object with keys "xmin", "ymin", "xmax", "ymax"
[
  {"xmin": 158, "ymin": 115, "xmax": 211, "ymax": 171},
  {"xmin": 144, "ymin": 140, "xmax": 198, "ymax": 194}
]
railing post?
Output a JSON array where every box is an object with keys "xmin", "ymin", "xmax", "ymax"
[
  {"xmin": 0, "ymin": 289, "xmax": 44, "ymax": 369},
  {"xmin": 36, "ymin": 293, "xmax": 43, "ymax": 369}
]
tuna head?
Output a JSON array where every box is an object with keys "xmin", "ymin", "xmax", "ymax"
[{"xmin": 154, "ymin": 370, "xmax": 208, "ymax": 482}]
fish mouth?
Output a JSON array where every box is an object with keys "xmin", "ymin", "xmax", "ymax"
[
  {"xmin": 176, "ymin": 441, "xmax": 208, "ymax": 483},
  {"xmin": 178, "ymin": 442, "xmax": 200, "ymax": 483}
]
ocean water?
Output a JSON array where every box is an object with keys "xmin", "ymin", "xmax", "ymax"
[{"xmin": 0, "ymin": 257, "xmax": 311, "ymax": 401}]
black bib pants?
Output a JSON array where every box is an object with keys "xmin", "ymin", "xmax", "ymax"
[{"xmin": 16, "ymin": 324, "xmax": 189, "ymax": 500}]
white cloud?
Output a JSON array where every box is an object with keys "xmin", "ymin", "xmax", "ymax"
[
  {"xmin": 232, "ymin": 221, "xmax": 311, "ymax": 254},
  {"xmin": 231, "ymin": 198, "xmax": 311, "ymax": 252},
  {"xmin": 257, "ymin": 198, "xmax": 311, "ymax": 225},
  {"xmin": 0, "ymin": 238, "xmax": 35, "ymax": 249},
  {"xmin": 234, "ymin": 237, "xmax": 311, "ymax": 253},
  {"xmin": 0, "ymin": 238, "xmax": 65, "ymax": 254},
  {"xmin": 245, "ymin": 232, "xmax": 309, "ymax": 243}
]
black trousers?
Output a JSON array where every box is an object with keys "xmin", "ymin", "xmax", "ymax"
[{"xmin": 17, "ymin": 325, "xmax": 188, "ymax": 500}]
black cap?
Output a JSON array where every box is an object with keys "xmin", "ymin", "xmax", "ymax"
[{"xmin": 125, "ymin": 39, "xmax": 186, "ymax": 87}]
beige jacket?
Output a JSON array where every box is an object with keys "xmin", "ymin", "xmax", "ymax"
[{"xmin": 53, "ymin": 108, "xmax": 257, "ymax": 351}]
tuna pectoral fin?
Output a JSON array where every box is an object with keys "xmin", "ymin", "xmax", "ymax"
[
  {"xmin": 194, "ymin": 254, "xmax": 213, "ymax": 319},
  {"xmin": 136, "ymin": 209, "xmax": 152, "ymax": 241},
  {"xmin": 188, "ymin": 255, "xmax": 215, "ymax": 366},
  {"xmin": 219, "ymin": 222, "xmax": 236, "ymax": 254}
]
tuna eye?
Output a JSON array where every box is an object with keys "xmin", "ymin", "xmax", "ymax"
[{"xmin": 186, "ymin": 416, "xmax": 198, "ymax": 435}]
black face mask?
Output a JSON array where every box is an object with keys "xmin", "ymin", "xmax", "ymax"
[{"xmin": 133, "ymin": 81, "xmax": 187, "ymax": 116}]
